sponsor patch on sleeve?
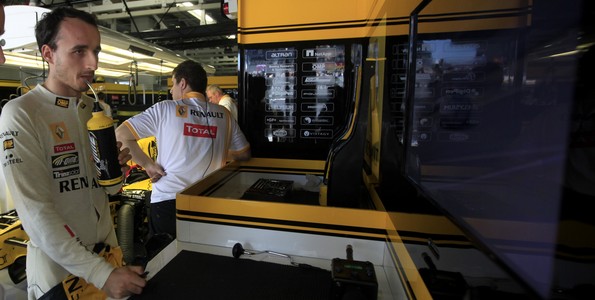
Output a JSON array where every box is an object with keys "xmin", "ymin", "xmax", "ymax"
[
  {"xmin": 3, "ymin": 139, "xmax": 14, "ymax": 150},
  {"xmin": 1, "ymin": 135, "xmax": 24, "ymax": 167}
]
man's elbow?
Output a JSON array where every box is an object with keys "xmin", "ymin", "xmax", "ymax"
[{"xmin": 233, "ymin": 148, "xmax": 251, "ymax": 161}]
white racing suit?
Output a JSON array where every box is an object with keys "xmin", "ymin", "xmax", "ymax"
[{"xmin": 0, "ymin": 85, "xmax": 121, "ymax": 299}]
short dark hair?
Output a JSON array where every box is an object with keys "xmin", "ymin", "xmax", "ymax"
[
  {"xmin": 172, "ymin": 60, "xmax": 208, "ymax": 94},
  {"xmin": 35, "ymin": 7, "xmax": 98, "ymax": 53}
]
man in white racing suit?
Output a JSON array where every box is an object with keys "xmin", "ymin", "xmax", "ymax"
[{"xmin": 0, "ymin": 7, "xmax": 146, "ymax": 299}]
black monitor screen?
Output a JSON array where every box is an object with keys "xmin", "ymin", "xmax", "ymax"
[
  {"xmin": 239, "ymin": 42, "xmax": 359, "ymax": 160},
  {"xmin": 403, "ymin": 24, "xmax": 591, "ymax": 298}
]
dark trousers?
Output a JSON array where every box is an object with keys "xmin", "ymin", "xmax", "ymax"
[{"xmin": 149, "ymin": 199, "xmax": 176, "ymax": 238}]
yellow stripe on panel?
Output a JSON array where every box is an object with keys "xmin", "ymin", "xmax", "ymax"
[{"xmin": 177, "ymin": 194, "xmax": 387, "ymax": 230}]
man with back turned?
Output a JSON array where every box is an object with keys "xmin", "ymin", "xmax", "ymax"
[{"xmin": 116, "ymin": 60, "xmax": 251, "ymax": 239}]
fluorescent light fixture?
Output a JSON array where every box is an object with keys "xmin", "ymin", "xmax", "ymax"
[
  {"xmin": 136, "ymin": 62, "xmax": 174, "ymax": 73},
  {"xmin": 546, "ymin": 50, "xmax": 580, "ymax": 58},
  {"xmin": 177, "ymin": 2, "xmax": 215, "ymax": 24},
  {"xmin": 3, "ymin": 52, "xmax": 132, "ymax": 77},
  {"xmin": 98, "ymin": 52, "xmax": 131, "ymax": 65},
  {"xmin": 4, "ymin": 52, "xmax": 45, "ymax": 69},
  {"xmin": 577, "ymin": 42, "xmax": 595, "ymax": 50},
  {"xmin": 2, "ymin": 5, "xmax": 214, "ymax": 77},
  {"xmin": 95, "ymin": 68, "xmax": 130, "ymax": 77},
  {"xmin": 162, "ymin": 61, "xmax": 179, "ymax": 68}
]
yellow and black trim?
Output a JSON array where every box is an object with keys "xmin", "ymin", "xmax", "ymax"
[
  {"xmin": 177, "ymin": 208, "xmax": 388, "ymax": 242},
  {"xmin": 238, "ymin": 1, "xmax": 531, "ymax": 44}
]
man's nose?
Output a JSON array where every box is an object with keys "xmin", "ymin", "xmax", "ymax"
[{"xmin": 86, "ymin": 51, "xmax": 98, "ymax": 70}]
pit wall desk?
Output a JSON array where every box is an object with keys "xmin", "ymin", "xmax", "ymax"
[{"xmin": 145, "ymin": 158, "xmax": 432, "ymax": 299}]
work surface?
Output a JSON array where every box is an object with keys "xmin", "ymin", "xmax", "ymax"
[
  {"xmin": 131, "ymin": 250, "xmax": 332, "ymax": 299},
  {"xmin": 130, "ymin": 240, "xmax": 397, "ymax": 299}
]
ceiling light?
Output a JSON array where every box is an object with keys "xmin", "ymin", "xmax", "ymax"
[
  {"xmin": 95, "ymin": 68, "xmax": 130, "ymax": 78},
  {"xmin": 98, "ymin": 52, "xmax": 130, "ymax": 65},
  {"xmin": 546, "ymin": 50, "xmax": 581, "ymax": 58},
  {"xmin": 136, "ymin": 62, "xmax": 174, "ymax": 74},
  {"xmin": 3, "ymin": 52, "xmax": 131, "ymax": 77},
  {"xmin": 177, "ymin": 2, "xmax": 214, "ymax": 24},
  {"xmin": 4, "ymin": 52, "xmax": 45, "ymax": 69},
  {"xmin": 1, "ymin": 5, "xmax": 214, "ymax": 76},
  {"xmin": 101, "ymin": 45, "xmax": 150, "ymax": 60}
]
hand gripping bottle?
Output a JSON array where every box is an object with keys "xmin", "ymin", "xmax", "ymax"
[{"xmin": 86, "ymin": 90, "xmax": 122, "ymax": 187}]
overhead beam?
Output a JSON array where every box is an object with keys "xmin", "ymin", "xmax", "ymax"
[
  {"xmin": 195, "ymin": 53, "xmax": 237, "ymax": 60},
  {"xmin": 129, "ymin": 22, "xmax": 237, "ymax": 42},
  {"xmin": 91, "ymin": 4, "xmax": 219, "ymax": 20},
  {"xmin": 74, "ymin": 0, "xmax": 219, "ymax": 15},
  {"xmin": 161, "ymin": 38, "xmax": 237, "ymax": 50}
]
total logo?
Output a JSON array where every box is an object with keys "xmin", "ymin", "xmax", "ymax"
[
  {"xmin": 54, "ymin": 143, "xmax": 76, "ymax": 153},
  {"xmin": 183, "ymin": 123, "xmax": 217, "ymax": 138}
]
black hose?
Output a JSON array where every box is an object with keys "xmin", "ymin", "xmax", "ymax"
[{"xmin": 117, "ymin": 203, "xmax": 136, "ymax": 264}]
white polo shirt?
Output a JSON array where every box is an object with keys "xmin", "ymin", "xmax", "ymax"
[{"xmin": 122, "ymin": 92, "xmax": 250, "ymax": 202}]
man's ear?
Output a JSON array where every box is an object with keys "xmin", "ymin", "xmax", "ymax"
[
  {"xmin": 40, "ymin": 44, "xmax": 53, "ymax": 64},
  {"xmin": 178, "ymin": 78, "xmax": 187, "ymax": 90}
]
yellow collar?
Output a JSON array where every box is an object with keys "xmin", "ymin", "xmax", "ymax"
[{"xmin": 183, "ymin": 91, "xmax": 206, "ymax": 101}]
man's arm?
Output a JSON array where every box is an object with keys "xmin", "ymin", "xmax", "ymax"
[
  {"xmin": 226, "ymin": 108, "xmax": 251, "ymax": 162},
  {"xmin": 116, "ymin": 122, "xmax": 166, "ymax": 181},
  {"xmin": 229, "ymin": 147, "xmax": 251, "ymax": 161}
]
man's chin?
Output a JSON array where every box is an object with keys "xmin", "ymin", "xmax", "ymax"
[
  {"xmin": 78, "ymin": 85, "xmax": 90, "ymax": 93},
  {"xmin": 78, "ymin": 80, "xmax": 93, "ymax": 92},
  {"xmin": 80, "ymin": 77, "xmax": 94, "ymax": 86}
]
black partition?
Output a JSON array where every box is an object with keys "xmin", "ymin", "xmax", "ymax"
[{"xmin": 382, "ymin": 1, "xmax": 595, "ymax": 299}]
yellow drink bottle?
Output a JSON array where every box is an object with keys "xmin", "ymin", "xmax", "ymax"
[{"xmin": 87, "ymin": 102, "xmax": 122, "ymax": 187}]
